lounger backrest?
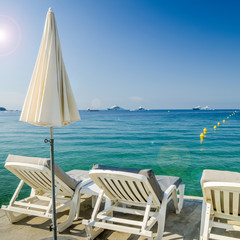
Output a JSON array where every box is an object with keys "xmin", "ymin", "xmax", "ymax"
[
  {"xmin": 5, "ymin": 155, "xmax": 75, "ymax": 197},
  {"xmin": 89, "ymin": 169, "xmax": 161, "ymax": 206},
  {"xmin": 201, "ymin": 169, "xmax": 240, "ymax": 217},
  {"xmin": 203, "ymin": 182, "xmax": 240, "ymax": 217}
]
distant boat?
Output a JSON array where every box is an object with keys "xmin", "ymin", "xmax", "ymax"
[
  {"xmin": 201, "ymin": 106, "xmax": 211, "ymax": 110},
  {"xmin": 192, "ymin": 105, "xmax": 213, "ymax": 110},
  {"xmin": 107, "ymin": 105, "xmax": 124, "ymax": 110},
  {"xmin": 133, "ymin": 106, "xmax": 147, "ymax": 111},
  {"xmin": 87, "ymin": 108, "xmax": 99, "ymax": 112},
  {"xmin": 193, "ymin": 106, "xmax": 201, "ymax": 110},
  {"xmin": 0, "ymin": 107, "xmax": 6, "ymax": 111}
]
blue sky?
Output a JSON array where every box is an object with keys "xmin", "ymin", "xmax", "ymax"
[{"xmin": 0, "ymin": 0, "xmax": 240, "ymax": 110}]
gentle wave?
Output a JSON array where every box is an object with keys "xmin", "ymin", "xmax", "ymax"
[{"xmin": 0, "ymin": 109, "xmax": 239, "ymax": 205}]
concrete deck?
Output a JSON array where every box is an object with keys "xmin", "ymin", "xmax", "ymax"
[{"xmin": 0, "ymin": 195, "xmax": 238, "ymax": 240}]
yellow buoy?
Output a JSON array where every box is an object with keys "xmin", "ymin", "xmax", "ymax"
[
  {"xmin": 217, "ymin": 122, "xmax": 220, "ymax": 126},
  {"xmin": 227, "ymin": 117, "xmax": 229, "ymax": 119},
  {"xmin": 200, "ymin": 133, "xmax": 205, "ymax": 138},
  {"xmin": 168, "ymin": 110, "xmax": 170, "ymax": 112},
  {"xmin": 223, "ymin": 120, "xmax": 225, "ymax": 123},
  {"xmin": 214, "ymin": 126, "xmax": 217, "ymax": 129},
  {"xmin": 203, "ymin": 128, "xmax": 207, "ymax": 134}
]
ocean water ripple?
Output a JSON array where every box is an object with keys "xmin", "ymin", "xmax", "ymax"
[{"xmin": 0, "ymin": 109, "xmax": 239, "ymax": 206}]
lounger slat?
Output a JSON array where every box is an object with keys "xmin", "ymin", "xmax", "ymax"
[
  {"xmin": 17, "ymin": 170, "xmax": 39, "ymax": 189},
  {"xmin": 39, "ymin": 172, "xmax": 66, "ymax": 194},
  {"xmin": 29, "ymin": 171, "xmax": 52, "ymax": 191},
  {"xmin": 214, "ymin": 212, "xmax": 240, "ymax": 221},
  {"xmin": 39, "ymin": 172, "xmax": 52, "ymax": 189},
  {"xmin": 122, "ymin": 180, "xmax": 139, "ymax": 202},
  {"xmin": 214, "ymin": 190, "xmax": 221, "ymax": 213},
  {"xmin": 3, "ymin": 206, "xmax": 49, "ymax": 218},
  {"xmin": 127, "ymin": 181, "xmax": 141, "ymax": 202},
  {"xmin": 113, "ymin": 180, "xmax": 132, "ymax": 201},
  {"xmin": 141, "ymin": 182, "xmax": 149, "ymax": 197},
  {"xmin": 13, "ymin": 201, "xmax": 49, "ymax": 210},
  {"xmin": 20, "ymin": 170, "xmax": 47, "ymax": 191},
  {"xmin": 100, "ymin": 177, "xmax": 121, "ymax": 199},
  {"xmin": 146, "ymin": 212, "xmax": 159, "ymax": 229},
  {"xmin": 233, "ymin": 192, "xmax": 239, "ymax": 216},
  {"xmin": 223, "ymin": 191, "xmax": 230, "ymax": 215},
  {"xmin": 111, "ymin": 179, "xmax": 129, "ymax": 200},
  {"xmin": 112, "ymin": 206, "xmax": 156, "ymax": 216},
  {"xmin": 96, "ymin": 214, "xmax": 143, "ymax": 226},
  {"xmin": 212, "ymin": 221, "xmax": 240, "ymax": 231},
  {"xmin": 20, "ymin": 170, "xmax": 72, "ymax": 196},
  {"xmin": 88, "ymin": 221, "xmax": 153, "ymax": 237},
  {"xmin": 24, "ymin": 170, "xmax": 50, "ymax": 191},
  {"xmin": 119, "ymin": 181, "xmax": 135, "ymax": 201},
  {"xmin": 135, "ymin": 181, "xmax": 148, "ymax": 202}
]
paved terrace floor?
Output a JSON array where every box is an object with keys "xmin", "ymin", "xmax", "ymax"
[{"xmin": 0, "ymin": 195, "xmax": 239, "ymax": 240}]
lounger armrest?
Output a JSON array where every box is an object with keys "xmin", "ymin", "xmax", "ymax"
[
  {"xmin": 79, "ymin": 178, "xmax": 93, "ymax": 188},
  {"xmin": 162, "ymin": 185, "xmax": 176, "ymax": 205}
]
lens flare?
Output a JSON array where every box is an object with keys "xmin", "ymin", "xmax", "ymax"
[
  {"xmin": 0, "ymin": 15, "xmax": 21, "ymax": 56},
  {"xmin": 0, "ymin": 29, "xmax": 7, "ymax": 43},
  {"xmin": 157, "ymin": 143, "xmax": 191, "ymax": 175}
]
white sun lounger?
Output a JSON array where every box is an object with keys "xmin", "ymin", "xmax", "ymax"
[
  {"xmin": 200, "ymin": 169, "xmax": 240, "ymax": 240},
  {"xmin": 82, "ymin": 165, "xmax": 185, "ymax": 240},
  {"xmin": 1, "ymin": 154, "xmax": 91, "ymax": 232}
]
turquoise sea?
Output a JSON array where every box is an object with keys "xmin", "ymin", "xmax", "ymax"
[{"xmin": 0, "ymin": 109, "xmax": 240, "ymax": 206}]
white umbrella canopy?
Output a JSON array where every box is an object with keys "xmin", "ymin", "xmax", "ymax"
[
  {"xmin": 19, "ymin": 8, "xmax": 80, "ymax": 239},
  {"xmin": 20, "ymin": 8, "xmax": 80, "ymax": 126}
]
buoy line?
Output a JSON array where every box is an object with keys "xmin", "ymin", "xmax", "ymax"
[{"xmin": 200, "ymin": 110, "xmax": 238, "ymax": 143}]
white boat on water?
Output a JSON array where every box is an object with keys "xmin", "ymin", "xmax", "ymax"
[
  {"xmin": 137, "ymin": 106, "xmax": 146, "ymax": 111},
  {"xmin": 107, "ymin": 105, "xmax": 124, "ymax": 110},
  {"xmin": 201, "ymin": 106, "xmax": 211, "ymax": 110},
  {"xmin": 193, "ymin": 106, "xmax": 201, "ymax": 110},
  {"xmin": 134, "ymin": 106, "xmax": 147, "ymax": 111},
  {"xmin": 193, "ymin": 105, "xmax": 213, "ymax": 110}
]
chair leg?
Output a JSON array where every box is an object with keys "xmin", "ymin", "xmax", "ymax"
[
  {"xmin": 155, "ymin": 204, "xmax": 167, "ymax": 240},
  {"xmin": 57, "ymin": 203, "xmax": 76, "ymax": 232},
  {"xmin": 74, "ymin": 183, "xmax": 83, "ymax": 220},
  {"xmin": 172, "ymin": 184, "xmax": 185, "ymax": 214},
  {"xmin": 202, "ymin": 202, "xmax": 211, "ymax": 240},
  {"xmin": 85, "ymin": 226, "xmax": 104, "ymax": 240},
  {"xmin": 58, "ymin": 186, "xmax": 81, "ymax": 232},
  {"xmin": 75, "ymin": 193, "xmax": 82, "ymax": 220},
  {"xmin": 172, "ymin": 189, "xmax": 179, "ymax": 214},
  {"xmin": 92, "ymin": 196, "xmax": 97, "ymax": 208},
  {"xmin": 175, "ymin": 184, "xmax": 185, "ymax": 214},
  {"xmin": 200, "ymin": 200, "xmax": 206, "ymax": 240},
  {"xmin": 5, "ymin": 211, "xmax": 28, "ymax": 223}
]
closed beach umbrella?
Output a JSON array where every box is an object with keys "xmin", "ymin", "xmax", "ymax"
[{"xmin": 20, "ymin": 8, "xmax": 80, "ymax": 240}]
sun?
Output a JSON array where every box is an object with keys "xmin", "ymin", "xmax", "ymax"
[
  {"xmin": 0, "ymin": 15, "xmax": 21, "ymax": 56},
  {"xmin": 0, "ymin": 29, "xmax": 7, "ymax": 43}
]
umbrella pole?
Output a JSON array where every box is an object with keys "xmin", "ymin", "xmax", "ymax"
[{"xmin": 50, "ymin": 126, "xmax": 57, "ymax": 240}]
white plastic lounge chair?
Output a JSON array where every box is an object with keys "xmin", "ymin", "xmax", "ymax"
[
  {"xmin": 82, "ymin": 165, "xmax": 185, "ymax": 240},
  {"xmin": 200, "ymin": 169, "xmax": 240, "ymax": 240},
  {"xmin": 1, "ymin": 154, "xmax": 91, "ymax": 232}
]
